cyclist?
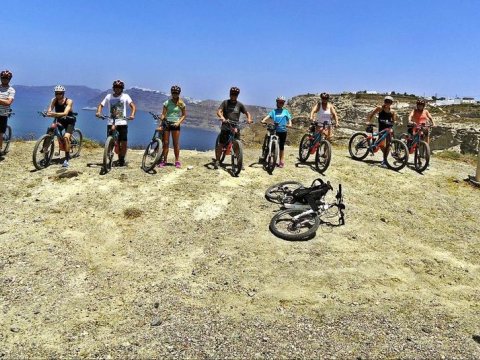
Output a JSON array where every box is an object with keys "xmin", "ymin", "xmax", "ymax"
[
  {"xmin": 158, "ymin": 85, "xmax": 186, "ymax": 168},
  {"xmin": 408, "ymin": 98, "xmax": 435, "ymax": 144},
  {"xmin": 0, "ymin": 70, "xmax": 15, "ymax": 156},
  {"xmin": 309, "ymin": 92, "xmax": 339, "ymax": 140},
  {"xmin": 45, "ymin": 85, "xmax": 76, "ymax": 167},
  {"xmin": 96, "ymin": 80, "xmax": 136, "ymax": 167},
  {"xmin": 214, "ymin": 86, "xmax": 253, "ymax": 169},
  {"xmin": 260, "ymin": 96, "xmax": 292, "ymax": 168},
  {"xmin": 366, "ymin": 95, "xmax": 400, "ymax": 167}
]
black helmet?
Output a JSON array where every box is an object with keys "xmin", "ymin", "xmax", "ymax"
[
  {"xmin": 171, "ymin": 85, "xmax": 181, "ymax": 93},
  {"xmin": 416, "ymin": 98, "xmax": 426, "ymax": 105},
  {"xmin": 0, "ymin": 70, "xmax": 13, "ymax": 80},
  {"xmin": 320, "ymin": 92, "xmax": 330, "ymax": 100},
  {"xmin": 112, "ymin": 79, "xmax": 125, "ymax": 89},
  {"xmin": 230, "ymin": 86, "xmax": 240, "ymax": 95}
]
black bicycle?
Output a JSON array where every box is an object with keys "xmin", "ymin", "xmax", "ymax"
[
  {"xmin": 215, "ymin": 120, "xmax": 243, "ymax": 176},
  {"xmin": 259, "ymin": 123, "xmax": 280, "ymax": 173},
  {"xmin": 269, "ymin": 180, "xmax": 345, "ymax": 241},
  {"xmin": 141, "ymin": 112, "xmax": 164, "ymax": 172},
  {"xmin": 1, "ymin": 109, "xmax": 14, "ymax": 155},
  {"xmin": 32, "ymin": 112, "xmax": 83, "ymax": 170},
  {"xmin": 97, "ymin": 114, "xmax": 130, "ymax": 173}
]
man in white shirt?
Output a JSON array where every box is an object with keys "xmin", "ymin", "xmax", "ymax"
[{"xmin": 0, "ymin": 70, "xmax": 15, "ymax": 156}]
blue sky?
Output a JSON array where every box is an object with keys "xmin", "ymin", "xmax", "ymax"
[{"xmin": 4, "ymin": 0, "xmax": 480, "ymax": 105}]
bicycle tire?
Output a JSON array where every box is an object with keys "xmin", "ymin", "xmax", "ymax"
[
  {"xmin": 265, "ymin": 181, "xmax": 304, "ymax": 203},
  {"xmin": 103, "ymin": 136, "xmax": 115, "ymax": 173},
  {"xmin": 315, "ymin": 139, "xmax": 332, "ymax": 173},
  {"xmin": 298, "ymin": 134, "xmax": 312, "ymax": 162},
  {"xmin": 32, "ymin": 134, "xmax": 54, "ymax": 170},
  {"xmin": 70, "ymin": 129, "xmax": 83, "ymax": 158},
  {"xmin": 260, "ymin": 134, "xmax": 269, "ymax": 162},
  {"xmin": 348, "ymin": 132, "xmax": 369, "ymax": 160},
  {"xmin": 215, "ymin": 134, "xmax": 226, "ymax": 164},
  {"xmin": 266, "ymin": 140, "xmax": 278, "ymax": 173},
  {"xmin": 142, "ymin": 138, "xmax": 162, "ymax": 172},
  {"xmin": 386, "ymin": 139, "xmax": 408, "ymax": 171},
  {"xmin": 270, "ymin": 209, "xmax": 320, "ymax": 241},
  {"xmin": 414, "ymin": 140, "xmax": 430, "ymax": 173},
  {"xmin": 231, "ymin": 139, "xmax": 243, "ymax": 177},
  {"xmin": 1, "ymin": 125, "xmax": 12, "ymax": 154}
]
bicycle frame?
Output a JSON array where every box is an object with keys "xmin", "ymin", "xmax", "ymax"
[
  {"xmin": 366, "ymin": 126, "xmax": 394, "ymax": 153},
  {"xmin": 404, "ymin": 124, "xmax": 429, "ymax": 153},
  {"xmin": 265, "ymin": 124, "xmax": 279, "ymax": 156},
  {"xmin": 307, "ymin": 121, "xmax": 330, "ymax": 154}
]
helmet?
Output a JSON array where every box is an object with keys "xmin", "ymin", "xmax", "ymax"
[
  {"xmin": 0, "ymin": 70, "xmax": 13, "ymax": 79},
  {"xmin": 54, "ymin": 85, "xmax": 65, "ymax": 93},
  {"xmin": 384, "ymin": 95, "xmax": 394, "ymax": 102},
  {"xmin": 416, "ymin": 98, "xmax": 426, "ymax": 105},
  {"xmin": 230, "ymin": 86, "xmax": 240, "ymax": 95},
  {"xmin": 171, "ymin": 85, "xmax": 181, "ymax": 93},
  {"xmin": 276, "ymin": 96, "xmax": 286, "ymax": 103},
  {"xmin": 320, "ymin": 92, "xmax": 330, "ymax": 100},
  {"xmin": 112, "ymin": 80, "xmax": 125, "ymax": 89}
]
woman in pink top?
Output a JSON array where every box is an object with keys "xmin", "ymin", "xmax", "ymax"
[{"xmin": 408, "ymin": 98, "xmax": 435, "ymax": 144}]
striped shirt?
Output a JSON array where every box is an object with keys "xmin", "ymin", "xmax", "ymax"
[{"xmin": 0, "ymin": 86, "xmax": 15, "ymax": 116}]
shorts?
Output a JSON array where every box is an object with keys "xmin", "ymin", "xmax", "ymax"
[
  {"xmin": 58, "ymin": 118, "xmax": 76, "ymax": 134},
  {"xmin": 218, "ymin": 127, "xmax": 240, "ymax": 144},
  {"xmin": 164, "ymin": 122, "xmax": 180, "ymax": 132},
  {"xmin": 107, "ymin": 125, "xmax": 128, "ymax": 141},
  {"xmin": 277, "ymin": 131, "xmax": 287, "ymax": 151},
  {"xmin": 0, "ymin": 116, "xmax": 7, "ymax": 133}
]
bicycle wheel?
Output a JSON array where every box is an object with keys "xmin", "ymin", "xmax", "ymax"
[
  {"xmin": 1, "ymin": 125, "xmax": 12, "ymax": 154},
  {"xmin": 231, "ymin": 139, "xmax": 243, "ymax": 177},
  {"xmin": 298, "ymin": 134, "xmax": 312, "ymax": 162},
  {"xmin": 70, "ymin": 129, "xmax": 83, "ymax": 158},
  {"xmin": 260, "ymin": 134, "xmax": 269, "ymax": 163},
  {"xmin": 266, "ymin": 140, "xmax": 279, "ymax": 173},
  {"xmin": 103, "ymin": 136, "xmax": 115, "ymax": 173},
  {"xmin": 142, "ymin": 138, "xmax": 162, "ymax": 172},
  {"xmin": 386, "ymin": 139, "xmax": 408, "ymax": 171},
  {"xmin": 315, "ymin": 140, "xmax": 332, "ymax": 173},
  {"xmin": 270, "ymin": 209, "xmax": 320, "ymax": 241},
  {"xmin": 348, "ymin": 132, "xmax": 369, "ymax": 160},
  {"xmin": 265, "ymin": 181, "xmax": 304, "ymax": 203},
  {"xmin": 414, "ymin": 140, "xmax": 430, "ymax": 173},
  {"xmin": 32, "ymin": 134, "xmax": 55, "ymax": 170},
  {"xmin": 215, "ymin": 134, "xmax": 226, "ymax": 164}
]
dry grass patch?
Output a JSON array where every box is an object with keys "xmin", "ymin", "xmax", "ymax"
[{"xmin": 123, "ymin": 207, "xmax": 143, "ymax": 219}]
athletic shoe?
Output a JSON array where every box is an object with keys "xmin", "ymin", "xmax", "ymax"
[
  {"xmin": 380, "ymin": 161, "xmax": 388, "ymax": 168},
  {"xmin": 278, "ymin": 162, "xmax": 285, "ymax": 168},
  {"xmin": 175, "ymin": 161, "xmax": 181, "ymax": 168},
  {"xmin": 213, "ymin": 161, "xmax": 219, "ymax": 170},
  {"xmin": 157, "ymin": 161, "xmax": 166, "ymax": 168},
  {"xmin": 62, "ymin": 160, "xmax": 69, "ymax": 168}
]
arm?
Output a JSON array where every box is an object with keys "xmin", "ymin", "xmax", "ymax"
[
  {"xmin": 128, "ymin": 101, "xmax": 136, "ymax": 120},
  {"xmin": 261, "ymin": 114, "xmax": 272, "ymax": 124},
  {"xmin": 426, "ymin": 110, "xmax": 435, "ymax": 126},
  {"xmin": 245, "ymin": 111, "xmax": 253, "ymax": 124},
  {"xmin": 366, "ymin": 106, "xmax": 381, "ymax": 124},
  {"xmin": 217, "ymin": 102, "xmax": 226, "ymax": 122},
  {"xmin": 46, "ymin": 98, "xmax": 56, "ymax": 117},
  {"xmin": 160, "ymin": 105, "xmax": 167, "ymax": 121},
  {"xmin": 0, "ymin": 98, "xmax": 14, "ymax": 106},
  {"xmin": 408, "ymin": 110, "xmax": 414, "ymax": 123},
  {"xmin": 330, "ymin": 104, "xmax": 339, "ymax": 127},
  {"xmin": 50, "ymin": 99, "xmax": 73, "ymax": 118},
  {"xmin": 392, "ymin": 111, "xmax": 400, "ymax": 125},
  {"xmin": 310, "ymin": 103, "xmax": 319, "ymax": 121},
  {"xmin": 177, "ymin": 105, "xmax": 187, "ymax": 125}
]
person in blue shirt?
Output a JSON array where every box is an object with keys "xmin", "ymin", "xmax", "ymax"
[{"xmin": 260, "ymin": 96, "xmax": 292, "ymax": 168}]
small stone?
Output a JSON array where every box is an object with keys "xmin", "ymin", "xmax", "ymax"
[
  {"xmin": 380, "ymin": 217, "xmax": 387, "ymax": 223},
  {"xmin": 406, "ymin": 336, "xmax": 412, "ymax": 341},
  {"xmin": 192, "ymin": 269, "xmax": 197, "ymax": 276},
  {"xmin": 422, "ymin": 327, "xmax": 432, "ymax": 334},
  {"xmin": 407, "ymin": 209, "xmax": 413, "ymax": 215},
  {"xmin": 151, "ymin": 317, "xmax": 162, "ymax": 326},
  {"xmin": 187, "ymin": 165, "xmax": 194, "ymax": 170},
  {"xmin": 248, "ymin": 292, "xmax": 255, "ymax": 297},
  {"xmin": 154, "ymin": 302, "xmax": 160, "ymax": 309},
  {"xmin": 472, "ymin": 335, "xmax": 480, "ymax": 344},
  {"xmin": 10, "ymin": 327, "xmax": 20, "ymax": 333},
  {"xmin": 262, "ymin": 337, "xmax": 268, "ymax": 342}
]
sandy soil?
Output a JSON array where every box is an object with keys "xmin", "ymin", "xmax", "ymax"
[{"xmin": 1, "ymin": 141, "xmax": 479, "ymax": 359}]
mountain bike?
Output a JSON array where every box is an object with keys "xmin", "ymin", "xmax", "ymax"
[
  {"xmin": 215, "ymin": 120, "xmax": 243, "ymax": 176},
  {"xmin": 32, "ymin": 112, "xmax": 83, "ymax": 170},
  {"xmin": 97, "ymin": 114, "xmax": 129, "ymax": 173},
  {"xmin": 265, "ymin": 179, "xmax": 326, "ymax": 205},
  {"xmin": 298, "ymin": 121, "xmax": 332, "ymax": 173},
  {"xmin": 400, "ymin": 123, "xmax": 431, "ymax": 173},
  {"xmin": 141, "ymin": 112, "xmax": 164, "ymax": 172},
  {"xmin": 348, "ymin": 122, "xmax": 408, "ymax": 171},
  {"xmin": 1, "ymin": 109, "xmax": 14, "ymax": 155},
  {"xmin": 269, "ymin": 181, "xmax": 345, "ymax": 241},
  {"xmin": 259, "ymin": 123, "xmax": 280, "ymax": 173}
]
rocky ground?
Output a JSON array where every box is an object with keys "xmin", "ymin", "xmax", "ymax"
[{"xmin": 1, "ymin": 141, "xmax": 479, "ymax": 359}]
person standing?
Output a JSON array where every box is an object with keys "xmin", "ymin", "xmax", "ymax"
[
  {"xmin": 309, "ymin": 92, "xmax": 339, "ymax": 140},
  {"xmin": 0, "ymin": 70, "xmax": 15, "ymax": 156},
  {"xmin": 96, "ymin": 80, "xmax": 136, "ymax": 167}
]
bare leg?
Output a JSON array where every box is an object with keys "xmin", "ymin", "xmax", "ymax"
[
  {"xmin": 172, "ymin": 130, "xmax": 180, "ymax": 162},
  {"xmin": 162, "ymin": 130, "xmax": 170, "ymax": 163}
]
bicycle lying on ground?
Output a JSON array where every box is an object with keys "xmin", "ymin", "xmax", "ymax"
[
  {"xmin": 399, "ymin": 123, "xmax": 431, "ymax": 173},
  {"xmin": 267, "ymin": 178, "xmax": 345, "ymax": 241},
  {"xmin": 298, "ymin": 121, "xmax": 333, "ymax": 173},
  {"xmin": 1, "ymin": 109, "xmax": 14, "ymax": 156},
  {"xmin": 259, "ymin": 123, "xmax": 280, "ymax": 173},
  {"xmin": 348, "ymin": 122, "xmax": 408, "ymax": 171},
  {"xmin": 97, "ymin": 114, "xmax": 131, "ymax": 173},
  {"xmin": 215, "ymin": 120, "xmax": 243, "ymax": 176},
  {"xmin": 32, "ymin": 112, "xmax": 83, "ymax": 170},
  {"xmin": 141, "ymin": 112, "xmax": 165, "ymax": 172}
]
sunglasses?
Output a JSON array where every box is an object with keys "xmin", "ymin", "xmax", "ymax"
[
  {"xmin": 171, "ymin": 92, "xmax": 180, "ymax": 95},
  {"xmin": 384, "ymin": 100, "xmax": 393, "ymax": 104},
  {"xmin": 55, "ymin": 92, "xmax": 64, "ymax": 96}
]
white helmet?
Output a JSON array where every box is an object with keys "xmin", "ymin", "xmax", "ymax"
[
  {"xmin": 276, "ymin": 96, "xmax": 286, "ymax": 102},
  {"xmin": 54, "ymin": 85, "xmax": 66, "ymax": 92},
  {"xmin": 384, "ymin": 95, "xmax": 394, "ymax": 102}
]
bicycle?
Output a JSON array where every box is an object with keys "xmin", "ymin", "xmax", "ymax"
[
  {"xmin": 32, "ymin": 111, "xmax": 83, "ymax": 170},
  {"xmin": 259, "ymin": 123, "xmax": 280, "ymax": 173},
  {"xmin": 269, "ymin": 180, "xmax": 345, "ymax": 241},
  {"xmin": 0, "ymin": 109, "xmax": 14, "ymax": 155},
  {"xmin": 348, "ymin": 122, "xmax": 408, "ymax": 171},
  {"xmin": 298, "ymin": 121, "xmax": 332, "ymax": 173},
  {"xmin": 97, "ymin": 114, "xmax": 130, "ymax": 173},
  {"xmin": 265, "ymin": 179, "xmax": 324, "ymax": 205},
  {"xmin": 215, "ymin": 120, "xmax": 243, "ymax": 177},
  {"xmin": 141, "ymin": 112, "xmax": 164, "ymax": 172},
  {"xmin": 400, "ymin": 123, "xmax": 431, "ymax": 173}
]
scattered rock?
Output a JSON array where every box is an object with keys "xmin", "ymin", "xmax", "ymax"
[
  {"xmin": 472, "ymin": 335, "xmax": 480, "ymax": 344},
  {"xmin": 154, "ymin": 302, "xmax": 160, "ymax": 309},
  {"xmin": 407, "ymin": 209, "xmax": 413, "ymax": 215},
  {"xmin": 380, "ymin": 217, "xmax": 387, "ymax": 223},
  {"xmin": 10, "ymin": 327, "xmax": 20, "ymax": 333},
  {"xmin": 151, "ymin": 317, "xmax": 162, "ymax": 327},
  {"xmin": 123, "ymin": 207, "xmax": 143, "ymax": 219}
]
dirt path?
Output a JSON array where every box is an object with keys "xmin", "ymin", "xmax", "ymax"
[{"xmin": 1, "ymin": 141, "xmax": 479, "ymax": 358}]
